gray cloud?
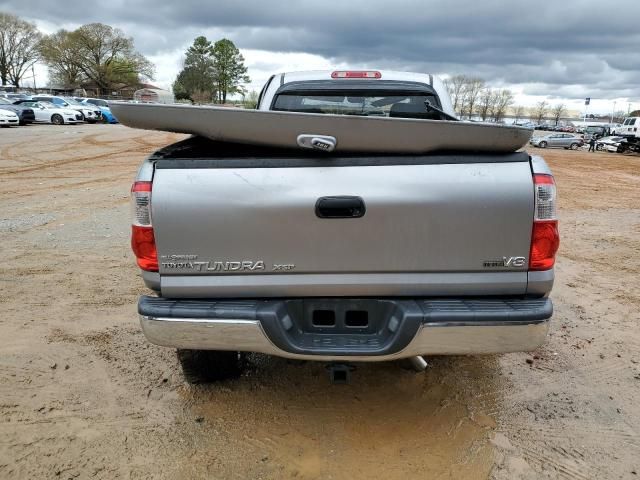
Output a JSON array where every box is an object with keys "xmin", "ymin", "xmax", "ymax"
[{"xmin": 2, "ymin": 0, "xmax": 639, "ymax": 101}]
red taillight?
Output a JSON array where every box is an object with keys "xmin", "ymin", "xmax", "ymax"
[
  {"xmin": 529, "ymin": 174, "xmax": 559, "ymax": 270},
  {"xmin": 132, "ymin": 226, "xmax": 158, "ymax": 271},
  {"xmin": 530, "ymin": 221, "xmax": 559, "ymax": 270},
  {"xmin": 331, "ymin": 70, "xmax": 382, "ymax": 79},
  {"xmin": 131, "ymin": 181, "xmax": 158, "ymax": 272}
]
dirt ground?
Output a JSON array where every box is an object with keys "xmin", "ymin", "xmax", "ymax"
[{"xmin": 0, "ymin": 124, "xmax": 638, "ymax": 479}]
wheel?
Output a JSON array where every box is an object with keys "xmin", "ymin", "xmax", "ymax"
[
  {"xmin": 570, "ymin": 143, "xmax": 580, "ymax": 150},
  {"xmin": 538, "ymin": 141, "xmax": 547, "ymax": 148},
  {"xmin": 177, "ymin": 349, "xmax": 245, "ymax": 384},
  {"xmin": 51, "ymin": 114, "xmax": 63, "ymax": 125}
]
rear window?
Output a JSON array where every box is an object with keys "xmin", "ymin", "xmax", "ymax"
[{"xmin": 272, "ymin": 93, "xmax": 442, "ymax": 118}]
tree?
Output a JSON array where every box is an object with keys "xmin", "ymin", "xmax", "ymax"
[
  {"xmin": 532, "ymin": 100, "xmax": 549, "ymax": 124},
  {"xmin": 172, "ymin": 36, "xmax": 216, "ymax": 102},
  {"xmin": 0, "ymin": 12, "xmax": 42, "ymax": 87},
  {"xmin": 477, "ymin": 88, "xmax": 495, "ymax": 121},
  {"xmin": 629, "ymin": 110, "xmax": 640, "ymax": 117},
  {"xmin": 444, "ymin": 74, "xmax": 468, "ymax": 115},
  {"xmin": 461, "ymin": 77, "xmax": 484, "ymax": 120},
  {"xmin": 211, "ymin": 39, "xmax": 250, "ymax": 103},
  {"xmin": 512, "ymin": 105, "xmax": 525, "ymax": 123},
  {"xmin": 551, "ymin": 103, "xmax": 566, "ymax": 126},
  {"xmin": 190, "ymin": 89, "xmax": 213, "ymax": 104},
  {"xmin": 242, "ymin": 90, "xmax": 259, "ymax": 109},
  {"xmin": 612, "ymin": 111, "xmax": 626, "ymax": 123},
  {"xmin": 39, "ymin": 30, "xmax": 83, "ymax": 89},
  {"xmin": 443, "ymin": 75, "xmax": 485, "ymax": 119},
  {"xmin": 73, "ymin": 24, "xmax": 153, "ymax": 93},
  {"xmin": 491, "ymin": 89, "xmax": 514, "ymax": 122},
  {"xmin": 40, "ymin": 23, "xmax": 153, "ymax": 94}
]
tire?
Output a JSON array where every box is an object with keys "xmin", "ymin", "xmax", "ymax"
[
  {"xmin": 51, "ymin": 114, "xmax": 63, "ymax": 125},
  {"xmin": 177, "ymin": 349, "xmax": 245, "ymax": 384},
  {"xmin": 538, "ymin": 141, "xmax": 547, "ymax": 148},
  {"xmin": 570, "ymin": 143, "xmax": 580, "ymax": 150}
]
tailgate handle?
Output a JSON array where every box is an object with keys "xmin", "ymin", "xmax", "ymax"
[{"xmin": 315, "ymin": 196, "xmax": 366, "ymax": 219}]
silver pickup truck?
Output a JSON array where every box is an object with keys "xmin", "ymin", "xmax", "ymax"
[{"xmin": 131, "ymin": 70, "xmax": 559, "ymax": 383}]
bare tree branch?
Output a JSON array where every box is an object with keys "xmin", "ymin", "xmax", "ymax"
[
  {"xmin": 551, "ymin": 103, "xmax": 566, "ymax": 126},
  {"xmin": 0, "ymin": 12, "xmax": 41, "ymax": 87}
]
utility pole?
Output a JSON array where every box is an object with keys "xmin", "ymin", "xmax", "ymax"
[
  {"xmin": 31, "ymin": 64, "xmax": 36, "ymax": 91},
  {"xmin": 610, "ymin": 101, "xmax": 616, "ymax": 123}
]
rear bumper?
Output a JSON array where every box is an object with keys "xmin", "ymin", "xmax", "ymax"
[{"xmin": 139, "ymin": 296, "xmax": 552, "ymax": 361}]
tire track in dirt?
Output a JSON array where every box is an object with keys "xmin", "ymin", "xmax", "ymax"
[
  {"xmin": 2, "ymin": 173, "xmax": 134, "ymax": 200},
  {"xmin": 0, "ymin": 132, "xmax": 105, "ymax": 165},
  {"xmin": 0, "ymin": 144, "xmax": 153, "ymax": 175},
  {"xmin": 514, "ymin": 443, "xmax": 599, "ymax": 480},
  {"xmin": 0, "ymin": 128, "xmax": 182, "ymax": 175}
]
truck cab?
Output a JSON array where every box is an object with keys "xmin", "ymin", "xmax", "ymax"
[
  {"xmin": 617, "ymin": 117, "xmax": 639, "ymax": 138},
  {"xmin": 257, "ymin": 70, "xmax": 455, "ymax": 117},
  {"xmin": 616, "ymin": 117, "xmax": 640, "ymax": 153}
]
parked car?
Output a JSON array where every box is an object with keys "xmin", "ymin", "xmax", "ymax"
[
  {"xmin": 30, "ymin": 95, "xmax": 101, "ymax": 123},
  {"xmin": 1, "ymin": 93, "xmax": 31, "ymax": 101},
  {"xmin": 0, "ymin": 109, "xmax": 19, "ymax": 127},
  {"xmin": 0, "ymin": 97, "xmax": 35, "ymax": 125},
  {"xmin": 530, "ymin": 133, "xmax": 583, "ymax": 149},
  {"xmin": 596, "ymin": 136, "xmax": 625, "ymax": 152},
  {"xmin": 582, "ymin": 125, "xmax": 610, "ymax": 141},
  {"xmin": 610, "ymin": 124, "xmax": 623, "ymax": 135},
  {"xmin": 12, "ymin": 100, "xmax": 83, "ymax": 125},
  {"xmin": 74, "ymin": 97, "xmax": 118, "ymax": 123}
]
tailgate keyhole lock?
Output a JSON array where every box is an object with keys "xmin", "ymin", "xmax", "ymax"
[{"xmin": 297, "ymin": 134, "xmax": 337, "ymax": 152}]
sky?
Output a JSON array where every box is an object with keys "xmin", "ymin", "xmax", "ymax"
[{"xmin": 2, "ymin": 0, "xmax": 639, "ymax": 115}]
